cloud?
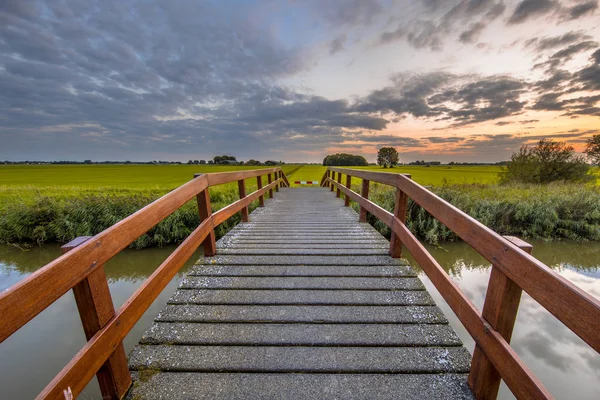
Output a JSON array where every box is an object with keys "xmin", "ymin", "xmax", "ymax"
[
  {"xmin": 507, "ymin": 0, "xmax": 558, "ymax": 24},
  {"xmin": 329, "ymin": 35, "xmax": 347, "ymax": 55},
  {"xmin": 534, "ymin": 41, "xmax": 599, "ymax": 71},
  {"xmin": 525, "ymin": 31, "xmax": 592, "ymax": 52},
  {"xmin": 560, "ymin": 0, "xmax": 598, "ymax": 20},
  {"xmin": 459, "ymin": 22, "xmax": 486, "ymax": 44}
]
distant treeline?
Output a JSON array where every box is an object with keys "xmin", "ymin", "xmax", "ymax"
[{"xmin": 323, "ymin": 153, "xmax": 368, "ymax": 166}]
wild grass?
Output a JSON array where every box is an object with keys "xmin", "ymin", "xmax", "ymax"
[{"xmin": 350, "ymin": 181, "xmax": 600, "ymax": 243}]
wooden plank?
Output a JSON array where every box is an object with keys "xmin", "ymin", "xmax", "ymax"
[
  {"xmin": 0, "ymin": 174, "xmax": 209, "ymax": 344},
  {"xmin": 328, "ymin": 167, "xmax": 399, "ymax": 187},
  {"xmin": 344, "ymin": 175, "xmax": 352, "ymax": 207},
  {"xmin": 268, "ymin": 173, "xmax": 273, "ymax": 198},
  {"xmin": 469, "ymin": 238, "xmax": 533, "ymax": 400},
  {"xmin": 238, "ymin": 179, "xmax": 249, "ymax": 222},
  {"xmin": 390, "ymin": 218, "xmax": 551, "ymax": 400},
  {"xmin": 396, "ymin": 174, "xmax": 600, "ymax": 353},
  {"xmin": 204, "ymin": 168, "xmax": 279, "ymax": 186},
  {"xmin": 62, "ymin": 240, "xmax": 131, "ymax": 400},
  {"xmin": 359, "ymin": 179, "xmax": 369, "ymax": 223},
  {"xmin": 257, "ymin": 176, "xmax": 265, "ymax": 207},
  {"xmin": 330, "ymin": 173, "xmax": 334, "ymax": 192},
  {"xmin": 336, "ymin": 172, "xmax": 342, "ymax": 198},
  {"xmin": 389, "ymin": 188, "xmax": 409, "ymax": 258},
  {"xmin": 37, "ymin": 218, "xmax": 214, "ymax": 400},
  {"xmin": 196, "ymin": 188, "xmax": 216, "ymax": 256}
]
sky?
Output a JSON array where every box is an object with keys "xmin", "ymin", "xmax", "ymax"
[{"xmin": 0, "ymin": 0, "xmax": 599, "ymax": 163}]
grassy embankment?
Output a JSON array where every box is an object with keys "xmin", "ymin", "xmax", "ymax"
[
  {"xmin": 1, "ymin": 164, "xmax": 599, "ymax": 247},
  {"xmin": 0, "ymin": 164, "xmax": 300, "ymax": 248}
]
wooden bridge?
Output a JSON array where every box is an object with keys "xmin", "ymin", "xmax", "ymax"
[{"xmin": 1, "ymin": 167, "xmax": 599, "ymax": 399}]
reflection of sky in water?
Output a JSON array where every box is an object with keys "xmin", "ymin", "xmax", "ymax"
[{"xmin": 409, "ymin": 241, "xmax": 600, "ymax": 400}]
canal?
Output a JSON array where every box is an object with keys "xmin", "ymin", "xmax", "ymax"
[{"xmin": 0, "ymin": 240, "xmax": 598, "ymax": 399}]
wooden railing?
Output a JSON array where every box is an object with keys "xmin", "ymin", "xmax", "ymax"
[
  {"xmin": 321, "ymin": 167, "xmax": 600, "ymax": 400},
  {"xmin": 0, "ymin": 167, "xmax": 289, "ymax": 400}
]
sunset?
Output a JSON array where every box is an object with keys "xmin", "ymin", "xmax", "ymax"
[
  {"xmin": 1, "ymin": 0, "xmax": 599, "ymax": 162},
  {"xmin": 1, "ymin": 2, "xmax": 600, "ymax": 400}
]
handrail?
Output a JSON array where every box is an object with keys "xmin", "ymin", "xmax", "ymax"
[
  {"xmin": 321, "ymin": 167, "xmax": 600, "ymax": 400},
  {"xmin": 0, "ymin": 167, "xmax": 288, "ymax": 400}
]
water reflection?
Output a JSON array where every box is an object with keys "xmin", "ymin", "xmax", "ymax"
[
  {"xmin": 0, "ymin": 244, "xmax": 201, "ymax": 400},
  {"xmin": 405, "ymin": 239, "xmax": 600, "ymax": 400}
]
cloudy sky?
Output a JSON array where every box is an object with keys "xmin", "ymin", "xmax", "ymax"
[{"xmin": 1, "ymin": 0, "xmax": 599, "ymax": 163}]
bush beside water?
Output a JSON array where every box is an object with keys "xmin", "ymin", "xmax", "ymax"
[{"xmin": 1, "ymin": 181, "xmax": 600, "ymax": 248}]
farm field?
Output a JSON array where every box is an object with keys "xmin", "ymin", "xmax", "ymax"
[{"xmin": 287, "ymin": 165, "xmax": 502, "ymax": 186}]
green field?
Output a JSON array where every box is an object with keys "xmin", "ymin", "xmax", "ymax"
[
  {"xmin": 287, "ymin": 165, "xmax": 503, "ymax": 187},
  {"xmin": 1, "ymin": 163, "xmax": 599, "ymax": 247}
]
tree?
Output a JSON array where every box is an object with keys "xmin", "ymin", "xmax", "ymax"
[
  {"xmin": 377, "ymin": 147, "xmax": 399, "ymax": 168},
  {"xmin": 584, "ymin": 134, "xmax": 600, "ymax": 165},
  {"xmin": 246, "ymin": 159, "xmax": 261, "ymax": 166},
  {"xmin": 187, "ymin": 160, "xmax": 193, "ymax": 164},
  {"xmin": 322, "ymin": 153, "xmax": 368, "ymax": 166},
  {"xmin": 500, "ymin": 139, "xmax": 591, "ymax": 184},
  {"xmin": 264, "ymin": 160, "xmax": 277, "ymax": 166},
  {"xmin": 199, "ymin": 160, "xmax": 206, "ymax": 164}
]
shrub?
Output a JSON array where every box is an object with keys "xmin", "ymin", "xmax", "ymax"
[{"xmin": 500, "ymin": 139, "xmax": 591, "ymax": 184}]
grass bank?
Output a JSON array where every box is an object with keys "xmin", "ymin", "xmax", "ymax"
[{"xmin": 353, "ymin": 182, "xmax": 600, "ymax": 243}]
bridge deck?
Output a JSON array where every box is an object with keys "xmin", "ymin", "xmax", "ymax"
[{"xmin": 126, "ymin": 187, "xmax": 474, "ymax": 399}]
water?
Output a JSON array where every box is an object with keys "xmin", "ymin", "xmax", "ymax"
[
  {"xmin": 404, "ymin": 239, "xmax": 600, "ymax": 400},
  {"xmin": 0, "ymin": 240, "xmax": 598, "ymax": 399},
  {"xmin": 0, "ymin": 243, "xmax": 202, "ymax": 400}
]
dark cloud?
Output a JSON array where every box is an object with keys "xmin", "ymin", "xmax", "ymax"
[
  {"xmin": 520, "ymin": 119, "xmax": 540, "ymax": 124},
  {"xmin": 329, "ymin": 35, "xmax": 347, "ymax": 55},
  {"xmin": 534, "ymin": 41, "xmax": 599, "ymax": 71},
  {"xmin": 425, "ymin": 136, "xmax": 466, "ymax": 143},
  {"xmin": 459, "ymin": 22, "xmax": 486, "ymax": 44},
  {"xmin": 507, "ymin": 0, "xmax": 557, "ymax": 24},
  {"xmin": 525, "ymin": 31, "xmax": 592, "ymax": 52},
  {"xmin": 378, "ymin": 0, "xmax": 505, "ymax": 50},
  {"xmin": 495, "ymin": 121, "xmax": 513, "ymax": 125},
  {"xmin": 560, "ymin": 0, "xmax": 598, "ymax": 20}
]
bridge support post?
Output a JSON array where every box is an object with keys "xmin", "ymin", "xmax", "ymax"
[
  {"xmin": 268, "ymin": 173, "xmax": 274, "ymax": 198},
  {"xmin": 330, "ymin": 171, "xmax": 334, "ymax": 192},
  {"xmin": 336, "ymin": 172, "xmax": 342, "ymax": 198},
  {"xmin": 389, "ymin": 186, "xmax": 409, "ymax": 258},
  {"xmin": 238, "ymin": 179, "xmax": 250, "ymax": 222},
  {"xmin": 257, "ymin": 175, "xmax": 265, "ymax": 207},
  {"xmin": 344, "ymin": 175, "xmax": 352, "ymax": 206},
  {"xmin": 359, "ymin": 179, "xmax": 370, "ymax": 222},
  {"xmin": 468, "ymin": 237, "xmax": 533, "ymax": 400},
  {"xmin": 275, "ymin": 172, "xmax": 279, "ymax": 192},
  {"xmin": 62, "ymin": 237, "xmax": 131, "ymax": 400},
  {"xmin": 196, "ymin": 188, "xmax": 217, "ymax": 256}
]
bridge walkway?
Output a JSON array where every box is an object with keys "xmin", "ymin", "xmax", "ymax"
[{"xmin": 126, "ymin": 187, "xmax": 473, "ymax": 399}]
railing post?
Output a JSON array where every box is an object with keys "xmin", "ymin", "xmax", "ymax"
[
  {"xmin": 344, "ymin": 174, "xmax": 352, "ymax": 206},
  {"xmin": 238, "ymin": 179, "xmax": 249, "ymax": 222},
  {"xmin": 359, "ymin": 179, "xmax": 370, "ymax": 222},
  {"xmin": 268, "ymin": 173, "xmax": 274, "ymax": 198},
  {"xmin": 330, "ymin": 171, "xmax": 335, "ymax": 192},
  {"xmin": 468, "ymin": 236, "xmax": 533, "ymax": 400},
  {"xmin": 336, "ymin": 172, "xmax": 342, "ymax": 198},
  {"xmin": 196, "ymin": 187, "xmax": 217, "ymax": 256},
  {"xmin": 257, "ymin": 175, "xmax": 265, "ymax": 207},
  {"xmin": 275, "ymin": 171, "xmax": 279, "ymax": 192},
  {"xmin": 325, "ymin": 171, "xmax": 330, "ymax": 188},
  {"xmin": 62, "ymin": 237, "xmax": 131, "ymax": 400},
  {"xmin": 389, "ymin": 178, "xmax": 410, "ymax": 258}
]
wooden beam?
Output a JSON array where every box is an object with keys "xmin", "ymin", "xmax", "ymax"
[
  {"xmin": 257, "ymin": 176, "xmax": 265, "ymax": 207},
  {"xmin": 469, "ymin": 237, "xmax": 533, "ymax": 400},
  {"xmin": 196, "ymin": 186, "xmax": 216, "ymax": 256},
  {"xmin": 389, "ymin": 187, "xmax": 409, "ymax": 258},
  {"xmin": 62, "ymin": 238, "xmax": 131, "ymax": 400},
  {"xmin": 336, "ymin": 172, "xmax": 342, "ymax": 198},
  {"xmin": 267, "ymin": 173, "xmax": 274, "ymax": 198},
  {"xmin": 238, "ymin": 179, "xmax": 249, "ymax": 222},
  {"xmin": 344, "ymin": 175, "xmax": 352, "ymax": 206},
  {"xmin": 359, "ymin": 179, "xmax": 369, "ymax": 222}
]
